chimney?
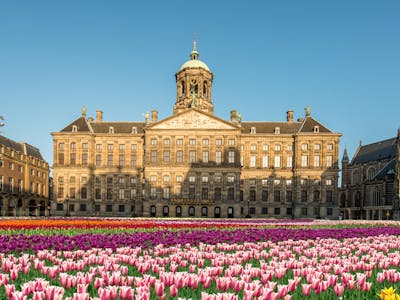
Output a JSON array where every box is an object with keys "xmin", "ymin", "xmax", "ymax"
[
  {"xmin": 231, "ymin": 110, "xmax": 237, "ymax": 123},
  {"xmin": 151, "ymin": 110, "xmax": 158, "ymax": 123},
  {"xmin": 287, "ymin": 110, "xmax": 294, "ymax": 122},
  {"xmin": 96, "ymin": 110, "xmax": 103, "ymax": 122}
]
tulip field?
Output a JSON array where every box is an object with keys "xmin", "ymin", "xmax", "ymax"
[{"xmin": 0, "ymin": 218, "xmax": 399, "ymax": 299}]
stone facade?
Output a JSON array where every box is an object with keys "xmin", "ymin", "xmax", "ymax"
[
  {"xmin": 339, "ymin": 130, "xmax": 400, "ymax": 220},
  {"xmin": 51, "ymin": 41, "xmax": 341, "ymax": 218},
  {"xmin": 0, "ymin": 135, "xmax": 50, "ymax": 216}
]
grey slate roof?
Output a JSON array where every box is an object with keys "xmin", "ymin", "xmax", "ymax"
[
  {"xmin": 90, "ymin": 122, "xmax": 146, "ymax": 134},
  {"xmin": 352, "ymin": 137, "xmax": 397, "ymax": 165},
  {"xmin": 60, "ymin": 117, "xmax": 91, "ymax": 133},
  {"xmin": 374, "ymin": 158, "xmax": 396, "ymax": 180},
  {"xmin": 241, "ymin": 122, "xmax": 301, "ymax": 134},
  {"xmin": 298, "ymin": 117, "xmax": 332, "ymax": 133},
  {"xmin": 0, "ymin": 135, "xmax": 44, "ymax": 160}
]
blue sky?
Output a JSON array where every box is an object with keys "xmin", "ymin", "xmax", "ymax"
[{"xmin": 0, "ymin": 0, "xmax": 399, "ymax": 168}]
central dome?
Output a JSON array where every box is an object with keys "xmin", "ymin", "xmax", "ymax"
[
  {"xmin": 177, "ymin": 40, "xmax": 210, "ymax": 72},
  {"xmin": 178, "ymin": 59, "xmax": 210, "ymax": 72}
]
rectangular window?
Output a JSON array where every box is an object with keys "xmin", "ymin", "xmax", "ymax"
[
  {"xmin": 262, "ymin": 156, "xmax": 268, "ymax": 168},
  {"xmin": 82, "ymin": 143, "xmax": 88, "ymax": 149},
  {"xmin": 262, "ymin": 190, "xmax": 268, "ymax": 202},
  {"xmin": 202, "ymin": 176, "xmax": 208, "ymax": 183},
  {"xmin": 228, "ymin": 139, "xmax": 235, "ymax": 146},
  {"xmin": 302, "ymin": 207, "xmax": 308, "ymax": 216},
  {"xmin": 151, "ymin": 151, "xmax": 157, "ymax": 163},
  {"xmin": 96, "ymin": 154, "xmax": 101, "ymax": 166},
  {"xmin": 70, "ymin": 153, "xmax": 76, "ymax": 165},
  {"xmin": 327, "ymin": 207, "xmax": 333, "ymax": 216},
  {"xmin": 80, "ymin": 204, "xmax": 87, "ymax": 212},
  {"xmin": 59, "ymin": 143, "xmax": 65, "ymax": 150},
  {"xmin": 286, "ymin": 190, "xmax": 293, "ymax": 202},
  {"xmin": 326, "ymin": 179, "xmax": 332, "ymax": 185},
  {"xmin": 119, "ymin": 154, "xmax": 125, "ymax": 166},
  {"xmin": 287, "ymin": 145, "xmax": 293, "ymax": 151},
  {"xmin": 107, "ymin": 154, "xmax": 113, "ymax": 166},
  {"xmin": 301, "ymin": 143, "xmax": 308, "ymax": 151},
  {"xmin": 106, "ymin": 204, "xmax": 113, "ymax": 212},
  {"xmin": 274, "ymin": 190, "xmax": 280, "ymax": 202},
  {"xmin": 262, "ymin": 207, "xmax": 268, "ymax": 214},
  {"xmin": 287, "ymin": 156, "xmax": 293, "ymax": 168},
  {"xmin": 56, "ymin": 203, "xmax": 63, "ymax": 211},
  {"xmin": 151, "ymin": 138, "xmax": 157, "ymax": 145},
  {"xmin": 176, "ymin": 175, "xmax": 183, "ymax": 182},
  {"xmin": 274, "ymin": 156, "xmax": 281, "ymax": 168},
  {"xmin": 202, "ymin": 151, "xmax": 209, "ymax": 163},
  {"xmin": 287, "ymin": 207, "xmax": 293, "ymax": 216},
  {"xmin": 301, "ymin": 155, "xmax": 308, "ymax": 167},
  {"xmin": 301, "ymin": 190, "xmax": 308, "ymax": 202},
  {"xmin": 250, "ymin": 155, "xmax": 256, "ymax": 167},
  {"xmin": 163, "ymin": 150, "xmax": 170, "ymax": 163},
  {"xmin": 314, "ymin": 155, "xmax": 320, "ymax": 167},
  {"xmin": 163, "ymin": 187, "xmax": 170, "ymax": 199},
  {"xmin": 250, "ymin": 144, "xmax": 257, "ymax": 151},
  {"xmin": 95, "ymin": 188, "xmax": 101, "ymax": 199},
  {"xmin": 249, "ymin": 190, "xmax": 256, "ymax": 201},
  {"xmin": 188, "ymin": 175, "xmax": 196, "ymax": 182},
  {"xmin": 189, "ymin": 139, "xmax": 196, "ymax": 146},
  {"xmin": 96, "ymin": 144, "xmax": 102, "ymax": 151},
  {"xmin": 214, "ymin": 188, "xmax": 221, "ymax": 200},
  {"xmin": 69, "ymin": 187, "xmax": 76, "ymax": 199},
  {"xmin": 107, "ymin": 144, "xmax": 114, "ymax": 151},
  {"xmin": 327, "ymin": 155, "xmax": 333, "ymax": 167},
  {"xmin": 202, "ymin": 188, "xmax": 208, "ymax": 200},
  {"xmin": 227, "ymin": 175, "xmax": 235, "ymax": 183},
  {"xmin": 119, "ymin": 205, "xmax": 125, "ymax": 212},
  {"xmin": 189, "ymin": 151, "xmax": 196, "ymax": 163},
  {"xmin": 176, "ymin": 150, "xmax": 183, "ymax": 163},
  {"xmin": 216, "ymin": 139, "xmax": 222, "ymax": 146},
  {"xmin": 202, "ymin": 139, "xmax": 209, "ymax": 146},
  {"xmin": 327, "ymin": 144, "xmax": 333, "ymax": 151},
  {"xmin": 57, "ymin": 186, "xmax": 64, "ymax": 199},
  {"xmin": 216, "ymin": 151, "xmax": 222, "ymax": 164},
  {"xmin": 176, "ymin": 139, "xmax": 183, "ymax": 145},
  {"xmin": 163, "ymin": 175, "xmax": 170, "ymax": 182},
  {"xmin": 263, "ymin": 144, "xmax": 268, "ymax": 151},
  {"xmin": 189, "ymin": 186, "xmax": 195, "ymax": 199},
  {"xmin": 131, "ymin": 144, "xmax": 137, "ymax": 150},
  {"xmin": 275, "ymin": 144, "xmax": 281, "ymax": 151},
  {"xmin": 228, "ymin": 151, "xmax": 235, "ymax": 163},
  {"xmin": 214, "ymin": 175, "xmax": 222, "ymax": 183},
  {"xmin": 81, "ymin": 187, "xmax": 87, "ymax": 199},
  {"xmin": 314, "ymin": 144, "xmax": 321, "ymax": 150},
  {"xmin": 58, "ymin": 153, "xmax": 64, "ymax": 165},
  {"xmin": 274, "ymin": 207, "xmax": 280, "ymax": 215},
  {"xmin": 163, "ymin": 139, "xmax": 170, "ymax": 145},
  {"xmin": 150, "ymin": 187, "xmax": 157, "ymax": 198}
]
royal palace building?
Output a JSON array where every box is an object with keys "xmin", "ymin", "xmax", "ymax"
[
  {"xmin": 51, "ymin": 41, "xmax": 342, "ymax": 218},
  {"xmin": 0, "ymin": 135, "xmax": 50, "ymax": 216},
  {"xmin": 339, "ymin": 130, "xmax": 400, "ymax": 220}
]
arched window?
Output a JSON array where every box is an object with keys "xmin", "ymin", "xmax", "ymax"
[
  {"xmin": 188, "ymin": 206, "xmax": 195, "ymax": 217},
  {"xmin": 250, "ymin": 127, "xmax": 256, "ymax": 134},
  {"xmin": 163, "ymin": 206, "xmax": 169, "ymax": 217},
  {"xmin": 131, "ymin": 127, "xmax": 137, "ymax": 134},
  {"xmin": 214, "ymin": 206, "xmax": 221, "ymax": 218},
  {"xmin": 109, "ymin": 127, "xmax": 114, "ymax": 134},
  {"xmin": 354, "ymin": 192, "xmax": 361, "ymax": 207},
  {"xmin": 181, "ymin": 80, "xmax": 185, "ymax": 96},
  {"xmin": 352, "ymin": 170, "xmax": 360, "ymax": 185},
  {"xmin": 203, "ymin": 81, "xmax": 207, "ymax": 97},
  {"xmin": 175, "ymin": 206, "xmax": 182, "ymax": 217},
  {"xmin": 150, "ymin": 205, "xmax": 156, "ymax": 217},
  {"xmin": 201, "ymin": 206, "xmax": 208, "ymax": 217},
  {"xmin": 72, "ymin": 125, "xmax": 78, "ymax": 132}
]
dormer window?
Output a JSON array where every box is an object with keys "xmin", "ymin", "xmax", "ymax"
[
  {"xmin": 250, "ymin": 127, "xmax": 256, "ymax": 134},
  {"xmin": 131, "ymin": 127, "xmax": 137, "ymax": 134},
  {"xmin": 72, "ymin": 125, "xmax": 78, "ymax": 132},
  {"xmin": 109, "ymin": 126, "xmax": 114, "ymax": 134},
  {"xmin": 313, "ymin": 126, "xmax": 320, "ymax": 133},
  {"xmin": 274, "ymin": 127, "xmax": 280, "ymax": 134}
]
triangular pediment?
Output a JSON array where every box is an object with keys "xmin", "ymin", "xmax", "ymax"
[{"xmin": 150, "ymin": 109, "xmax": 238, "ymax": 130}]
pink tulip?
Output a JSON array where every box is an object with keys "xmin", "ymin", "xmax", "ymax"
[
  {"xmin": 10, "ymin": 268, "xmax": 19, "ymax": 281},
  {"xmin": 169, "ymin": 284, "xmax": 178, "ymax": 297},
  {"xmin": 301, "ymin": 283, "xmax": 312, "ymax": 296},
  {"xmin": 334, "ymin": 283, "xmax": 345, "ymax": 296},
  {"xmin": 5, "ymin": 284, "xmax": 15, "ymax": 298},
  {"xmin": 154, "ymin": 281, "xmax": 165, "ymax": 297}
]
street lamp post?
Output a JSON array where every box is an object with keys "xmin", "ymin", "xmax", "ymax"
[{"xmin": 246, "ymin": 199, "xmax": 250, "ymax": 218}]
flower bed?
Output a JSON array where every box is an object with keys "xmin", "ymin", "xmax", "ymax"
[{"xmin": 0, "ymin": 218, "xmax": 399, "ymax": 299}]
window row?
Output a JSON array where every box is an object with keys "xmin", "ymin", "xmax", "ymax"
[
  {"xmin": 149, "ymin": 150, "xmax": 236, "ymax": 164},
  {"xmin": 148, "ymin": 174, "xmax": 236, "ymax": 184},
  {"xmin": 150, "ymin": 205, "xmax": 234, "ymax": 218},
  {"xmin": 58, "ymin": 175, "xmax": 138, "ymax": 186},
  {"xmin": 57, "ymin": 187, "xmax": 137, "ymax": 201},
  {"xmin": 0, "ymin": 176, "xmax": 45, "ymax": 195},
  {"xmin": 241, "ymin": 189, "xmax": 334, "ymax": 203},
  {"xmin": 243, "ymin": 143, "xmax": 334, "ymax": 152},
  {"xmin": 56, "ymin": 203, "xmax": 131, "ymax": 213},
  {"xmin": 57, "ymin": 153, "xmax": 139, "ymax": 167},
  {"xmin": 59, "ymin": 142, "xmax": 139, "ymax": 151},
  {"xmin": 245, "ymin": 206, "xmax": 333, "ymax": 216},
  {"xmin": 149, "ymin": 138, "xmax": 236, "ymax": 146},
  {"xmin": 242, "ymin": 155, "xmax": 333, "ymax": 168}
]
